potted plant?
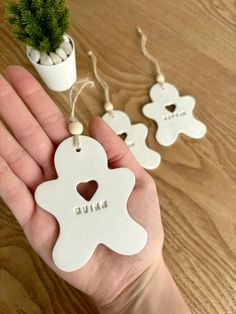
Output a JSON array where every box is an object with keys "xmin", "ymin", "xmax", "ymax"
[{"xmin": 5, "ymin": 0, "xmax": 77, "ymax": 92}]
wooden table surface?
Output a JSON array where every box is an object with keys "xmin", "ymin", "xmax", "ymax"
[{"xmin": 0, "ymin": 0, "xmax": 236, "ymax": 313}]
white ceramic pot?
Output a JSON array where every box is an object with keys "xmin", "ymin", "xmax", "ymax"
[{"xmin": 27, "ymin": 34, "xmax": 77, "ymax": 92}]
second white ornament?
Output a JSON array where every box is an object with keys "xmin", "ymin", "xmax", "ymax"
[
  {"xmin": 137, "ymin": 27, "xmax": 207, "ymax": 146},
  {"xmin": 88, "ymin": 51, "xmax": 161, "ymax": 170}
]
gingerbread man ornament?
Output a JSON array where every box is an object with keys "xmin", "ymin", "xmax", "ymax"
[
  {"xmin": 35, "ymin": 136, "xmax": 147, "ymax": 272},
  {"xmin": 87, "ymin": 51, "xmax": 161, "ymax": 170},
  {"xmin": 143, "ymin": 83, "xmax": 207, "ymax": 146}
]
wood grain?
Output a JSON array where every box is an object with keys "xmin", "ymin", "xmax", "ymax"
[{"xmin": 0, "ymin": 0, "xmax": 236, "ymax": 313}]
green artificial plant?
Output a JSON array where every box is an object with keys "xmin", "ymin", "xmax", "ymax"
[{"xmin": 5, "ymin": 0, "xmax": 70, "ymax": 53}]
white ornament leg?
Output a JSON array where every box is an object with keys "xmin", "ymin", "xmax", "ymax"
[
  {"xmin": 103, "ymin": 215, "xmax": 147, "ymax": 255},
  {"xmin": 156, "ymin": 125, "xmax": 179, "ymax": 146},
  {"xmin": 182, "ymin": 119, "xmax": 207, "ymax": 139},
  {"xmin": 52, "ymin": 231, "xmax": 97, "ymax": 272}
]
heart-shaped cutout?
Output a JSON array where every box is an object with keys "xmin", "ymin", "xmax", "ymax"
[
  {"xmin": 77, "ymin": 180, "xmax": 98, "ymax": 201},
  {"xmin": 119, "ymin": 133, "xmax": 127, "ymax": 141},
  {"xmin": 165, "ymin": 104, "xmax": 176, "ymax": 113}
]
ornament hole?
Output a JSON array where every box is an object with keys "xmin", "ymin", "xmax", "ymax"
[
  {"xmin": 119, "ymin": 133, "xmax": 134, "ymax": 147},
  {"xmin": 76, "ymin": 180, "xmax": 98, "ymax": 201},
  {"xmin": 119, "ymin": 133, "xmax": 127, "ymax": 141},
  {"xmin": 165, "ymin": 104, "xmax": 176, "ymax": 113}
]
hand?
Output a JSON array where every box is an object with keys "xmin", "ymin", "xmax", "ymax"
[{"xmin": 0, "ymin": 66, "xmax": 189, "ymax": 313}]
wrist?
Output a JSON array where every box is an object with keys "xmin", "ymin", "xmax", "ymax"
[{"xmin": 98, "ymin": 258, "xmax": 190, "ymax": 314}]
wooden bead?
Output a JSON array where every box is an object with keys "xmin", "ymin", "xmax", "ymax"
[
  {"xmin": 68, "ymin": 121, "xmax": 83, "ymax": 135},
  {"xmin": 105, "ymin": 102, "xmax": 114, "ymax": 112},
  {"xmin": 157, "ymin": 73, "xmax": 165, "ymax": 85}
]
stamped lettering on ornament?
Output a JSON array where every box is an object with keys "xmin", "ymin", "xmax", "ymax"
[
  {"xmin": 162, "ymin": 111, "xmax": 186, "ymax": 121},
  {"xmin": 74, "ymin": 200, "xmax": 108, "ymax": 215}
]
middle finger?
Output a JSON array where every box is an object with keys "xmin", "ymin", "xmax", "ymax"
[
  {"xmin": 0, "ymin": 74, "xmax": 55, "ymax": 176},
  {"xmin": 0, "ymin": 120, "xmax": 44, "ymax": 190}
]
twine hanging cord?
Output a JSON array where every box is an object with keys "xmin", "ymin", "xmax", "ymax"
[
  {"xmin": 68, "ymin": 78, "xmax": 95, "ymax": 150},
  {"xmin": 88, "ymin": 51, "xmax": 114, "ymax": 113},
  {"xmin": 136, "ymin": 27, "xmax": 165, "ymax": 86}
]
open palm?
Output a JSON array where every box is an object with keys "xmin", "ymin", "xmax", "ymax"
[{"xmin": 0, "ymin": 66, "xmax": 164, "ymax": 307}]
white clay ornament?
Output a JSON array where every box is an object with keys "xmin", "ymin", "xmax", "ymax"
[
  {"xmin": 143, "ymin": 83, "xmax": 207, "ymax": 146},
  {"xmin": 34, "ymin": 80, "xmax": 147, "ymax": 272},
  {"xmin": 103, "ymin": 110, "xmax": 160, "ymax": 169},
  {"xmin": 137, "ymin": 27, "xmax": 207, "ymax": 146},
  {"xmin": 88, "ymin": 51, "xmax": 161, "ymax": 170}
]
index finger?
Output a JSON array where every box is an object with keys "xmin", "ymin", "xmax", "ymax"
[{"xmin": 6, "ymin": 66, "xmax": 69, "ymax": 145}]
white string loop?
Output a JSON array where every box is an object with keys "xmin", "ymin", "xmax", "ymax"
[
  {"xmin": 88, "ymin": 51, "xmax": 114, "ymax": 112},
  {"xmin": 68, "ymin": 79, "xmax": 95, "ymax": 149},
  {"xmin": 137, "ymin": 27, "xmax": 165, "ymax": 86}
]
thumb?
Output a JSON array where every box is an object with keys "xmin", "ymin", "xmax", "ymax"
[{"xmin": 89, "ymin": 116, "xmax": 144, "ymax": 180}]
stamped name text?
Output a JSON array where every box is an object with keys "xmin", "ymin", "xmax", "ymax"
[{"xmin": 74, "ymin": 200, "xmax": 108, "ymax": 215}]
